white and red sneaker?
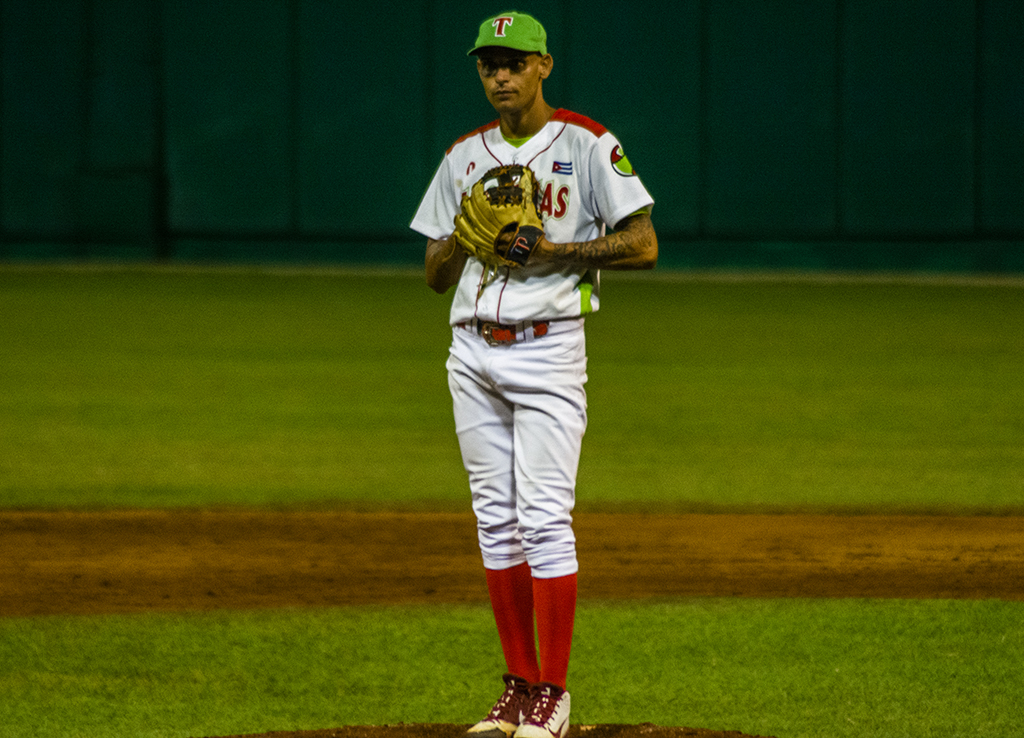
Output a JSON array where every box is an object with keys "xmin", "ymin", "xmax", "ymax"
[
  {"xmin": 466, "ymin": 673, "xmax": 533, "ymax": 738},
  {"xmin": 514, "ymin": 683, "xmax": 571, "ymax": 738}
]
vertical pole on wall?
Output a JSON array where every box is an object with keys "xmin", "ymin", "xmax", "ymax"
[
  {"xmin": 696, "ymin": 0, "xmax": 709, "ymax": 239},
  {"xmin": 560, "ymin": 0, "xmax": 572, "ymax": 109},
  {"xmin": 422, "ymin": 0, "xmax": 436, "ymax": 182},
  {"xmin": 0, "ymin": 3, "xmax": 6, "ymax": 257},
  {"xmin": 971, "ymin": 0, "xmax": 1001, "ymax": 272},
  {"xmin": 972, "ymin": 0, "xmax": 984, "ymax": 240},
  {"xmin": 834, "ymin": 0, "xmax": 845, "ymax": 239},
  {"xmin": 76, "ymin": 0, "xmax": 95, "ymax": 259},
  {"xmin": 152, "ymin": 0, "xmax": 172, "ymax": 260},
  {"xmin": 288, "ymin": 0, "xmax": 301, "ymax": 237}
]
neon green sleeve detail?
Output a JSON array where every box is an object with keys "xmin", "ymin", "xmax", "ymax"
[{"xmin": 578, "ymin": 271, "xmax": 595, "ymax": 315}]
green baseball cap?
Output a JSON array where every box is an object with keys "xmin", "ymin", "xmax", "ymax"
[{"xmin": 468, "ymin": 11, "xmax": 548, "ymax": 56}]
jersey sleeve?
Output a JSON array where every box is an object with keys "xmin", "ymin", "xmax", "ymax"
[
  {"xmin": 410, "ymin": 155, "xmax": 460, "ymax": 241},
  {"xmin": 588, "ymin": 132, "xmax": 654, "ymax": 231}
]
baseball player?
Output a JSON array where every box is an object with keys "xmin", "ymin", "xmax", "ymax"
[{"xmin": 410, "ymin": 11, "xmax": 657, "ymax": 738}]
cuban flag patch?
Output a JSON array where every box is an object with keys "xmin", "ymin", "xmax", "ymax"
[{"xmin": 552, "ymin": 161, "xmax": 573, "ymax": 175}]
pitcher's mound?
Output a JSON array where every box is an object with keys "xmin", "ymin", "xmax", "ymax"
[{"xmin": 207, "ymin": 724, "xmax": 775, "ymax": 738}]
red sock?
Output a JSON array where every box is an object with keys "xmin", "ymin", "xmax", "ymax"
[
  {"xmin": 486, "ymin": 563, "xmax": 540, "ymax": 683},
  {"xmin": 533, "ymin": 573, "xmax": 577, "ymax": 690}
]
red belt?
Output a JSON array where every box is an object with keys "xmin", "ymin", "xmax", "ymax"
[{"xmin": 457, "ymin": 319, "xmax": 550, "ymax": 346}]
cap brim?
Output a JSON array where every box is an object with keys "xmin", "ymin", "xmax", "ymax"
[{"xmin": 467, "ymin": 42, "xmax": 537, "ymax": 56}]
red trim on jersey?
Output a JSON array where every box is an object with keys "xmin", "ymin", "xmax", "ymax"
[
  {"xmin": 447, "ymin": 120, "xmax": 501, "ymax": 154},
  {"xmin": 526, "ymin": 122, "xmax": 568, "ymax": 169},
  {"xmin": 495, "ymin": 269, "xmax": 511, "ymax": 321},
  {"xmin": 481, "ymin": 134, "xmax": 504, "ymax": 167},
  {"xmin": 551, "ymin": 108, "xmax": 608, "ymax": 137},
  {"xmin": 448, "ymin": 110, "xmax": 606, "ymax": 155}
]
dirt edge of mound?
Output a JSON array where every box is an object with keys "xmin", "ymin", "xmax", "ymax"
[{"xmin": 204, "ymin": 723, "xmax": 776, "ymax": 738}]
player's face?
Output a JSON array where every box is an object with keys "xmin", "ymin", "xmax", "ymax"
[{"xmin": 476, "ymin": 50, "xmax": 552, "ymax": 115}]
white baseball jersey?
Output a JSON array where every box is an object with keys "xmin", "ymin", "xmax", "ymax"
[{"xmin": 410, "ymin": 109, "xmax": 654, "ymax": 325}]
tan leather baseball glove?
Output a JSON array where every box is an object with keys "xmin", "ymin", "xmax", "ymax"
[{"xmin": 453, "ymin": 165, "xmax": 545, "ymax": 275}]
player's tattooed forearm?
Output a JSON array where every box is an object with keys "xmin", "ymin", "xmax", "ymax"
[
  {"xmin": 548, "ymin": 215, "xmax": 656, "ymax": 269},
  {"xmin": 551, "ymin": 233, "xmax": 631, "ymax": 266}
]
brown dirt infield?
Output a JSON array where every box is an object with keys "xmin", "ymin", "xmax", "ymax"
[{"xmin": 3, "ymin": 510, "xmax": 1023, "ymax": 738}]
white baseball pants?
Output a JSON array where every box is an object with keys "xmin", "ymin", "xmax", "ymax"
[{"xmin": 447, "ymin": 319, "xmax": 588, "ymax": 579}]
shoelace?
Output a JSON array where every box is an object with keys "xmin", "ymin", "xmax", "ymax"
[
  {"xmin": 489, "ymin": 683, "xmax": 528, "ymax": 720},
  {"xmin": 523, "ymin": 689, "xmax": 560, "ymax": 727}
]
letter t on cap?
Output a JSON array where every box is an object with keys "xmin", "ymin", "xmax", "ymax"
[{"xmin": 492, "ymin": 16, "xmax": 513, "ymax": 36}]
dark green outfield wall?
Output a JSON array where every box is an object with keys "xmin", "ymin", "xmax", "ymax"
[{"xmin": 2, "ymin": 0, "xmax": 1022, "ymax": 271}]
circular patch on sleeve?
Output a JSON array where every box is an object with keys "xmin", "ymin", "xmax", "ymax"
[{"xmin": 610, "ymin": 145, "xmax": 637, "ymax": 177}]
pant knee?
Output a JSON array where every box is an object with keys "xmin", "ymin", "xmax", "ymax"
[
  {"xmin": 477, "ymin": 519, "xmax": 528, "ymax": 570},
  {"xmin": 521, "ymin": 518, "xmax": 578, "ymax": 578}
]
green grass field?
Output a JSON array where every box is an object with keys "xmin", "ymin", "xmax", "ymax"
[
  {"xmin": 3, "ymin": 600, "xmax": 1021, "ymax": 738},
  {"xmin": 2, "ymin": 264, "xmax": 1023, "ymax": 738},
  {"xmin": 3, "ymin": 265, "xmax": 1022, "ymax": 511}
]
